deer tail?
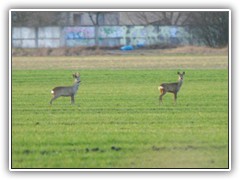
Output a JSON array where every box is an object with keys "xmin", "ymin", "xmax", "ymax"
[{"xmin": 158, "ymin": 86, "xmax": 164, "ymax": 94}]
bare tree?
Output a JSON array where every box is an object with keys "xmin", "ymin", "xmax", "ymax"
[
  {"xmin": 11, "ymin": 11, "xmax": 70, "ymax": 27},
  {"xmin": 88, "ymin": 12, "xmax": 103, "ymax": 25},
  {"xmin": 87, "ymin": 12, "xmax": 105, "ymax": 46},
  {"xmin": 122, "ymin": 12, "xmax": 193, "ymax": 25},
  {"xmin": 188, "ymin": 11, "xmax": 229, "ymax": 47},
  {"xmin": 87, "ymin": 11, "xmax": 119, "ymax": 25}
]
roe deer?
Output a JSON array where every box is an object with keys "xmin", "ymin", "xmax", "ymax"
[
  {"xmin": 158, "ymin": 72, "xmax": 185, "ymax": 105},
  {"xmin": 50, "ymin": 72, "xmax": 81, "ymax": 105}
]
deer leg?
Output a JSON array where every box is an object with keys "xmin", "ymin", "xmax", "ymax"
[
  {"xmin": 50, "ymin": 95, "xmax": 59, "ymax": 105},
  {"xmin": 174, "ymin": 93, "xmax": 177, "ymax": 105},
  {"xmin": 71, "ymin": 95, "xmax": 75, "ymax": 104},
  {"xmin": 159, "ymin": 91, "xmax": 166, "ymax": 105}
]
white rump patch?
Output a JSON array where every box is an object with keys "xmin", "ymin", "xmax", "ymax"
[
  {"xmin": 158, "ymin": 86, "xmax": 163, "ymax": 91},
  {"xmin": 51, "ymin": 90, "xmax": 54, "ymax": 94}
]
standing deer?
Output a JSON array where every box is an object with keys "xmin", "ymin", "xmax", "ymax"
[
  {"xmin": 50, "ymin": 72, "xmax": 81, "ymax": 105},
  {"xmin": 158, "ymin": 72, "xmax": 185, "ymax": 105}
]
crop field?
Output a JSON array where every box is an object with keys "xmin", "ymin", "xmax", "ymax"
[{"xmin": 11, "ymin": 52, "xmax": 229, "ymax": 169}]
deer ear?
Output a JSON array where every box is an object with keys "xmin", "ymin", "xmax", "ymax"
[
  {"xmin": 177, "ymin": 72, "xmax": 180, "ymax": 74},
  {"xmin": 183, "ymin": 72, "xmax": 185, "ymax": 75}
]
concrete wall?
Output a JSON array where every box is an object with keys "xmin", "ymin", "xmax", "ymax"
[{"xmin": 12, "ymin": 25, "xmax": 204, "ymax": 48}]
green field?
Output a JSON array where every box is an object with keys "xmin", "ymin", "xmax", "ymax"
[{"xmin": 11, "ymin": 54, "xmax": 229, "ymax": 169}]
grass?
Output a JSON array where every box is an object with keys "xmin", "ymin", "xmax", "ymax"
[{"xmin": 11, "ymin": 68, "xmax": 229, "ymax": 169}]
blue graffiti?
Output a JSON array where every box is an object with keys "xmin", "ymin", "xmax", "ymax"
[
  {"xmin": 170, "ymin": 27, "xmax": 177, "ymax": 37},
  {"xmin": 66, "ymin": 32, "xmax": 85, "ymax": 40}
]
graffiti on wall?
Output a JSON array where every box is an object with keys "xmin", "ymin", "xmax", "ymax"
[
  {"xmin": 98, "ymin": 26, "xmax": 126, "ymax": 38},
  {"xmin": 64, "ymin": 27, "xmax": 95, "ymax": 40},
  {"xmin": 12, "ymin": 25, "xmax": 202, "ymax": 48}
]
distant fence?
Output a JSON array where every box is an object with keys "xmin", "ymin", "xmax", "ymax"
[{"xmin": 12, "ymin": 25, "xmax": 204, "ymax": 48}]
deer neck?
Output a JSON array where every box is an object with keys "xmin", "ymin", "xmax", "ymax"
[
  {"xmin": 73, "ymin": 80, "xmax": 80, "ymax": 92},
  {"xmin": 177, "ymin": 79, "xmax": 183, "ymax": 90}
]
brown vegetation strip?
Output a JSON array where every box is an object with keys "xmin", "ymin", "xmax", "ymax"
[{"xmin": 12, "ymin": 55, "xmax": 228, "ymax": 70}]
